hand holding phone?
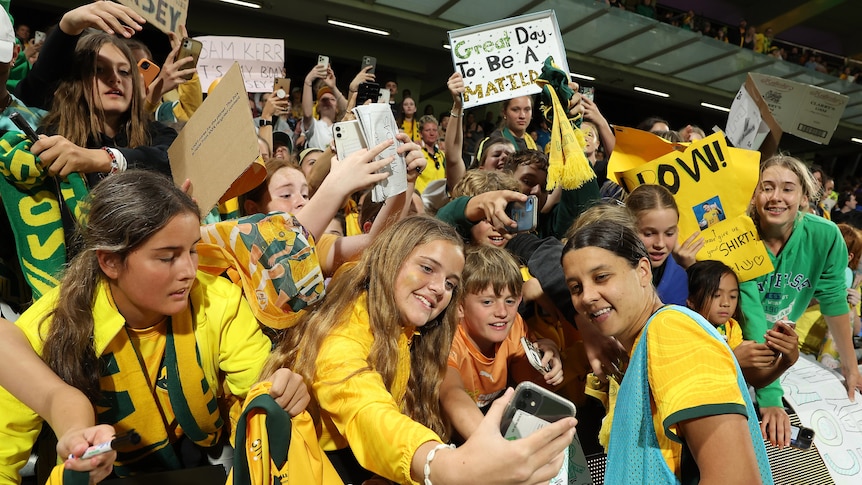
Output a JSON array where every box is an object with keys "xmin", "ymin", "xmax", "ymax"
[
  {"xmin": 317, "ymin": 55, "xmax": 330, "ymax": 70},
  {"xmin": 499, "ymin": 382, "xmax": 576, "ymax": 439},
  {"xmin": 174, "ymin": 38, "xmax": 202, "ymax": 81},
  {"xmin": 521, "ymin": 337, "xmax": 550, "ymax": 373},
  {"xmin": 505, "ymin": 195, "xmax": 538, "ymax": 233},
  {"xmin": 361, "ymin": 56, "xmax": 377, "ymax": 75}
]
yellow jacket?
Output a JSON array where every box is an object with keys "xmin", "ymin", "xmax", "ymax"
[
  {"xmin": 313, "ymin": 293, "xmax": 440, "ymax": 484},
  {"xmin": 0, "ymin": 272, "xmax": 270, "ymax": 483}
]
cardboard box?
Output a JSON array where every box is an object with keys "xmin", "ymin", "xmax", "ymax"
[{"xmin": 727, "ymin": 72, "xmax": 848, "ymax": 156}]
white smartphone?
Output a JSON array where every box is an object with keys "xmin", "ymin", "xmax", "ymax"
[
  {"xmin": 521, "ymin": 337, "xmax": 550, "ymax": 373},
  {"xmin": 317, "ymin": 54, "xmax": 330, "ymax": 69},
  {"xmin": 332, "ymin": 120, "xmax": 366, "ymax": 160},
  {"xmin": 34, "ymin": 31, "xmax": 46, "ymax": 44},
  {"xmin": 378, "ymin": 88, "xmax": 390, "ymax": 104}
]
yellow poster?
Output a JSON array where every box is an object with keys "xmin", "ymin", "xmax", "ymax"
[
  {"xmin": 617, "ymin": 132, "xmax": 760, "ymax": 238},
  {"xmin": 698, "ymin": 216, "xmax": 774, "ymax": 281}
]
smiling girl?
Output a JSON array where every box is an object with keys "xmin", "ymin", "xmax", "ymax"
[
  {"xmin": 741, "ymin": 155, "xmax": 862, "ymax": 447},
  {"xmin": 562, "ymin": 220, "xmax": 772, "ymax": 484},
  {"xmin": 262, "ymin": 216, "xmax": 575, "ymax": 485},
  {"xmin": 626, "ymin": 184, "xmax": 704, "ymax": 306}
]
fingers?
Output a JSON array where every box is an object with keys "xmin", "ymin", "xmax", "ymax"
[
  {"xmin": 180, "ymin": 178, "xmax": 193, "ymax": 195},
  {"xmin": 760, "ymin": 407, "xmax": 789, "ymax": 448}
]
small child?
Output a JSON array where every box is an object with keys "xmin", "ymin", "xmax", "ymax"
[
  {"xmin": 687, "ymin": 260, "xmax": 798, "ymax": 390},
  {"xmin": 440, "ymin": 245, "xmax": 563, "ymax": 440}
]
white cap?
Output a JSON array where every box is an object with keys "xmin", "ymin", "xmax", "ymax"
[{"xmin": 0, "ymin": 11, "xmax": 13, "ymax": 63}]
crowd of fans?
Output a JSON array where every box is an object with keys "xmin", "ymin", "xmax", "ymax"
[{"xmin": 0, "ymin": 1, "xmax": 861, "ymax": 484}]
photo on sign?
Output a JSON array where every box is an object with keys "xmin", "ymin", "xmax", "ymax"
[{"xmin": 694, "ymin": 196, "xmax": 726, "ymax": 229}]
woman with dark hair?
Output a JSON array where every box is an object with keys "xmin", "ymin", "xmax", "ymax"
[
  {"xmin": 562, "ymin": 220, "xmax": 772, "ymax": 484},
  {"xmin": 0, "ymin": 171, "xmax": 306, "ymax": 481}
]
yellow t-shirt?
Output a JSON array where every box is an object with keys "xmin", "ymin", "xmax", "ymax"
[
  {"xmin": 716, "ymin": 317, "xmax": 743, "ymax": 350},
  {"xmin": 312, "ymin": 294, "xmax": 440, "ymax": 484},
  {"xmin": 602, "ymin": 308, "xmax": 747, "ymax": 477},
  {"xmin": 640, "ymin": 308, "xmax": 747, "ymax": 477}
]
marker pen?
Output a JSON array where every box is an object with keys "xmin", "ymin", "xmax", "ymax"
[{"xmin": 73, "ymin": 430, "xmax": 141, "ymax": 460}]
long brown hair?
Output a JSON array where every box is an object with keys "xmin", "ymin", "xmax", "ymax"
[
  {"xmin": 41, "ymin": 32, "xmax": 150, "ymax": 148},
  {"xmin": 41, "ymin": 171, "xmax": 199, "ymax": 400},
  {"xmin": 262, "ymin": 216, "xmax": 465, "ymax": 439}
]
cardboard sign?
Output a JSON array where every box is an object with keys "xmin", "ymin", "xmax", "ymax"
[
  {"xmin": 617, "ymin": 132, "xmax": 759, "ymax": 237},
  {"xmin": 728, "ymin": 73, "xmax": 848, "ymax": 155},
  {"xmin": 726, "ymin": 84, "xmax": 773, "ymax": 152},
  {"xmin": 195, "ymin": 36, "xmax": 285, "ymax": 93},
  {"xmin": 117, "ymin": 0, "xmax": 188, "ymax": 34},
  {"xmin": 448, "ymin": 10, "xmax": 568, "ymax": 109},
  {"xmin": 168, "ymin": 63, "xmax": 265, "ymax": 215},
  {"xmin": 698, "ymin": 216, "xmax": 774, "ymax": 282},
  {"xmin": 615, "ymin": 131, "xmax": 770, "ymax": 281}
]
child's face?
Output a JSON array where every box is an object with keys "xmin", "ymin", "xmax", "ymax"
[
  {"xmin": 102, "ymin": 212, "xmax": 200, "ymax": 329},
  {"xmin": 263, "ymin": 167, "xmax": 309, "ymax": 215},
  {"xmin": 635, "ymin": 208, "xmax": 679, "ymax": 268},
  {"xmin": 704, "ymin": 273, "xmax": 739, "ymax": 327},
  {"xmin": 753, "ymin": 165, "xmax": 806, "ymax": 232},
  {"xmin": 459, "ymin": 285, "xmax": 522, "ymax": 355},
  {"xmin": 470, "ymin": 220, "xmax": 508, "ymax": 248}
]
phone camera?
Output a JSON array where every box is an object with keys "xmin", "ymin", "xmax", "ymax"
[
  {"xmin": 141, "ymin": 61, "xmax": 151, "ymax": 69},
  {"xmin": 801, "ymin": 429, "xmax": 814, "ymax": 439}
]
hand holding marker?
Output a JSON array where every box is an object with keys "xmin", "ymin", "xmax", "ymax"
[{"xmin": 71, "ymin": 430, "xmax": 141, "ymax": 460}]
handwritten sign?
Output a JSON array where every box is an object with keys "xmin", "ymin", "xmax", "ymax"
[
  {"xmin": 698, "ymin": 216, "xmax": 773, "ymax": 281},
  {"xmin": 618, "ymin": 132, "xmax": 759, "ymax": 236},
  {"xmin": 194, "ymin": 36, "xmax": 285, "ymax": 93},
  {"xmin": 781, "ymin": 357, "xmax": 862, "ymax": 484},
  {"xmin": 117, "ymin": 0, "xmax": 188, "ymax": 34},
  {"xmin": 168, "ymin": 63, "xmax": 265, "ymax": 215},
  {"xmin": 448, "ymin": 10, "xmax": 568, "ymax": 109}
]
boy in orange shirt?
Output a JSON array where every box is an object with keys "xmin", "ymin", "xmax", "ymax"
[{"xmin": 441, "ymin": 245, "xmax": 563, "ymax": 440}]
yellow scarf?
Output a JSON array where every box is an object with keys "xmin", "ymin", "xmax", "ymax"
[
  {"xmin": 95, "ymin": 311, "xmax": 223, "ymax": 475},
  {"xmin": 538, "ymin": 83, "xmax": 594, "ymax": 191}
]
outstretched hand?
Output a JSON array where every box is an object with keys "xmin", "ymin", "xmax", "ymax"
[
  {"xmin": 59, "ymin": 424, "xmax": 117, "ymax": 483},
  {"xmin": 60, "ymin": 1, "xmax": 145, "ymax": 37}
]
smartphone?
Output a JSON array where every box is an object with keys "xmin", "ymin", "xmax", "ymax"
[
  {"xmin": 274, "ymin": 77, "xmax": 291, "ymax": 99},
  {"xmin": 356, "ymin": 81, "xmax": 380, "ymax": 105},
  {"xmin": 500, "ymin": 382, "xmax": 576, "ymax": 439},
  {"xmin": 175, "ymin": 38, "xmax": 203, "ymax": 81},
  {"xmin": 137, "ymin": 58, "xmax": 161, "ymax": 87},
  {"xmin": 789, "ymin": 425, "xmax": 814, "ymax": 450},
  {"xmin": 521, "ymin": 337, "xmax": 550, "ymax": 373},
  {"xmin": 579, "ymin": 86, "xmax": 595, "ymax": 102},
  {"xmin": 378, "ymin": 88, "xmax": 390, "ymax": 104},
  {"xmin": 505, "ymin": 195, "xmax": 539, "ymax": 233},
  {"xmin": 9, "ymin": 112, "xmax": 39, "ymax": 143},
  {"xmin": 317, "ymin": 54, "xmax": 330, "ymax": 69},
  {"xmin": 34, "ymin": 31, "xmax": 46, "ymax": 44},
  {"xmin": 361, "ymin": 55, "xmax": 377, "ymax": 74},
  {"xmin": 332, "ymin": 120, "xmax": 366, "ymax": 160}
]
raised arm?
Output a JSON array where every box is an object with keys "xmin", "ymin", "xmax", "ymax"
[
  {"xmin": 295, "ymin": 140, "xmax": 393, "ymax": 240},
  {"xmin": 444, "ymin": 72, "xmax": 466, "ymax": 192},
  {"xmin": 302, "ymin": 65, "xmax": 327, "ymax": 128}
]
